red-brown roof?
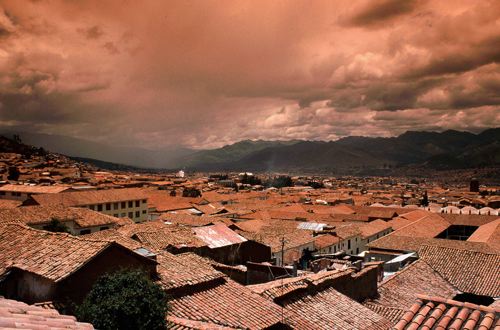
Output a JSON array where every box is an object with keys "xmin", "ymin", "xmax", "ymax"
[
  {"xmin": 393, "ymin": 294, "xmax": 499, "ymax": 330},
  {"xmin": 0, "ymin": 297, "xmax": 94, "ymax": 329}
]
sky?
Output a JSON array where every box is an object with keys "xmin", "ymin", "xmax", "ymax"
[{"xmin": 0, "ymin": 0, "xmax": 499, "ymax": 149}]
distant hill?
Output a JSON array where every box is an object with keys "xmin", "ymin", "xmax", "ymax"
[
  {"xmin": 2, "ymin": 128, "xmax": 499, "ymax": 173},
  {"xmin": 0, "ymin": 132, "xmax": 193, "ymax": 169},
  {"xmin": 179, "ymin": 128, "xmax": 500, "ymax": 173}
]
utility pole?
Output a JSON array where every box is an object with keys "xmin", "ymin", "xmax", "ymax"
[{"xmin": 280, "ymin": 236, "xmax": 286, "ymax": 267}]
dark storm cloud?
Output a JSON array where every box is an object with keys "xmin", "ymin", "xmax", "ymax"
[
  {"xmin": 344, "ymin": 0, "xmax": 421, "ymax": 27},
  {"xmin": 0, "ymin": 0, "xmax": 498, "ymax": 148}
]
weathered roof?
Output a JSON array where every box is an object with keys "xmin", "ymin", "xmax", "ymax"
[
  {"xmin": 393, "ymin": 294, "xmax": 500, "ymax": 330},
  {"xmin": 418, "ymin": 245, "xmax": 500, "ymax": 297},
  {"xmin": 0, "ymin": 223, "xmax": 110, "ymax": 281},
  {"xmin": 0, "ymin": 184, "xmax": 71, "ymax": 194},
  {"xmin": 0, "ymin": 297, "xmax": 94, "ymax": 329},
  {"xmin": 366, "ymin": 260, "xmax": 458, "ymax": 310},
  {"xmin": 0, "ymin": 206, "xmax": 119, "ymax": 228},
  {"xmin": 193, "ymin": 223, "xmax": 247, "ymax": 248},
  {"xmin": 29, "ymin": 188, "xmax": 148, "ymax": 207}
]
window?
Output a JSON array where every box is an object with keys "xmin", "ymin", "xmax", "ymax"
[
  {"xmin": 113, "ymin": 214, "xmax": 119, "ymax": 217},
  {"xmin": 0, "ymin": 191, "xmax": 5, "ymax": 195},
  {"xmin": 135, "ymin": 211, "xmax": 140, "ymax": 218},
  {"xmin": 334, "ymin": 246, "xmax": 336, "ymax": 253},
  {"xmin": 113, "ymin": 202, "xmax": 119, "ymax": 210},
  {"xmin": 121, "ymin": 202, "xmax": 126, "ymax": 208},
  {"xmin": 106, "ymin": 203, "xmax": 111, "ymax": 211},
  {"xmin": 348, "ymin": 239, "xmax": 351, "ymax": 249},
  {"xmin": 142, "ymin": 199, "xmax": 147, "ymax": 204},
  {"xmin": 121, "ymin": 213, "xmax": 126, "ymax": 217},
  {"xmin": 135, "ymin": 200, "xmax": 140, "ymax": 207},
  {"xmin": 80, "ymin": 229, "xmax": 91, "ymax": 235},
  {"xmin": 100, "ymin": 226, "xmax": 109, "ymax": 231},
  {"xmin": 128, "ymin": 201, "xmax": 133, "ymax": 208},
  {"xmin": 142, "ymin": 210, "xmax": 147, "ymax": 214},
  {"xmin": 97, "ymin": 204, "xmax": 103, "ymax": 211},
  {"xmin": 128, "ymin": 212, "xmax": 133, "ymax": 219},
  {"xmin": 89, "ymin": 205, "xmax": 95, "ymax": 210}
]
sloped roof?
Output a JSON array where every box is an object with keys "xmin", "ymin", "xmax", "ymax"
[
  {"xmin": 193, "ymin": 223, "xmax": 247, "ymax": 248},
  {"xmin": 0, "ymin": 223, "xmax": 110, "ymax": 281},
  {"xmin": 30, "ymin": 188, "xmax": 147, "ymax": 207},
  {"xmin": 418, "ymin": 245, "xmax": 500, "ymax": 297},
  {"xmin": 0, "ymin": 297, "xmax": 94, "ymax": 329},
  {"xmin": 0, "ymin": 206, "xmax": 119, "ymax": 228},
  {"xmin": 366, "ymin": 260, "xmax": 458, "ymax": 310},
  {"xmin": 0, "ymin": 184, "xmax": 71, "ymax": 194},
  {"xmin": 393, "ymin": 294, "xmax": 499, "ymax": 330}
]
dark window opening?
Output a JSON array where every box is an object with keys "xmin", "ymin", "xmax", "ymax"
[
  {"xmin": 100, "ymin": 226, "xmax": 109, "ymax": 231},
  {"xmin": 135, "ymin": 200, "xmax": 140, "ymax": 207},
  {"xmin": 121, "ymin": 202, "xmax": 126, "ymax": 208},
  {"xmin": 80, "ymin": 229, "xmax": 91, "ymax": 235},
  {"xmin": 106, "ymin": 203, "xmax": 111, "ymax": 211},
  {"xmin": 97, "ymin": 204, "xmax": 103, "ymax": 211},
  {"xmin": 113, "ymin": 202, "xmax": 119, "ymax": 210},
  {"xmin": 435, "ymin": 225, "xmax": 479, "ymax": 241},
  {"xmin": 453, "ymin": 293, "xmax": 494, "ymax": 306},
  {"xmin": 128, "ymin": 201, "xmax": 133, "ymax": 208},
  {"xmin": 348, "ymin": 239, "xmax": 351, "ymax": 249}
]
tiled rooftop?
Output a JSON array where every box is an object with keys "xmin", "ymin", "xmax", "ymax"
[
  {"xmin": 0, "ymin": 223, "xmax": 110, "ymax": 281},
  {"xmin": 0, "ymin": 206, "xmax": 119, "ymax": 229},
  {"xmin": 418, "ymin": 245, "xmax": 500, "ymax": 297},
  {"xmin": 30, "ymin": 187, "xmax": 148, "ymax": 207},
  {"xmin": 393, "ymin": 294, "xmax": 500, "ymax": 330},
  {"xmin": 0, "ymin": 296, "xmax": 94, "ymax": 329}
]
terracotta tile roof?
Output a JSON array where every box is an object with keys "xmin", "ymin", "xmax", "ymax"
[
  {"xmin": 364, "ymin": 303, "xmax": 406, "ymax": 323},
  {"xmin": 367, "ymin": 260, "xmax": 458, "ymax": 310},
  {"xmin": 0, "ymin": 206, "xmax": 119, "ymax": 228},
  {"xmin": 0, "ymin": 184, "xmax": 71, "ymax": 194},
  {"xmin": 167, "ymin": 316, "xmax": 238, "ymax": 329},
  {"xmin": 85, "ymin": 228, "xmax": 143, "ymax": 250},
  {"xmin": 0, "ymin": 199, "xmax": 22, "ymax": 209},
  {"xmin": 418, "ymin": 245, "xmax": 500, "ymax": 297},
  {"xmin": 0, "ymin": 296, "xmax": 94, "ymax": 329},
  {"xmin": 282, "ymin": 287, "xmax": 392, "ymax": 329},
  {"xmin": 393, "ymin": 294, "xmax": 500, "ymax": 330},
  {"xmin": 159, "ymin": 213, "xmax": 216, "ymax": 227},
  {"xmin": 133, "ymin": 226, "xmax": 206, "ymax": 251},
  {"xmin": 145, "ymin": 192, "xmax": 194, "ymax": 212},
  {"xmin": 0, "ymin": 223, "xmax": 111, "ymax": 281},
  {"xmin": 391, "ymin": 213, "xmax": 450, "ymax": 238},
  {"xmin": 29, "ymin": 188, "xmax": 148, "ymax": 207},
  {"xmin": 367, "ymin": 233, "xmax": 498, "ymax": 254},
  {"xmin": 468, "ymin": 218, "xmax": 500, "ymax": 250},
  {"xmin": 359, "ymin": 219, "xmax": 392, "ymax": 238},
  {"xmin": 168, "ymin": 278, "xmax": 288, "ymax": 329},
  {"xmin": 314, "ymin": 234, "xmax": 340, "ymax": 249},
  {"xmin": 157, "ymin": 252, "xmax": 224, "ymax": 290},
  {"xmin": 248, "ymin": 268, "xmax": 355, "ymax": 301}
]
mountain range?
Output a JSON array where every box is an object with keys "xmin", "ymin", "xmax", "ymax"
[{"xmin": 1, "ymin": 128, "xmax": 499, "ymax": 173}]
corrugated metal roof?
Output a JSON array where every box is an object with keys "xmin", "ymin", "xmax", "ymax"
[
  {"xmin": 297, "ymin": 222, "xmax": 327, "ymax": 231},
  {"xmin": 193, "ymin": 224, "xmax": 247, "ymax": 248}
]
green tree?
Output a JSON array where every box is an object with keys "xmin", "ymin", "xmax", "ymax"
[
  {"xmin": 76, "ymin": 269, "xmax": 167, "ymax": 330},
  {"xmin": 7, "ymin": 166, "xmax": 20, "ymax": 181},
  {"xmin": 43, "ymin": 218, "xmax": 71, "ymax": 234}
]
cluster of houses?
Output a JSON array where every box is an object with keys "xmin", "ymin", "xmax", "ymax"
[{"xmin": 0, "ymin": 140, "xmax": 499, "ymax": 328}]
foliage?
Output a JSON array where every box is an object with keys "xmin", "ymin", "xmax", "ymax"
[
  {"xmin": 76, "ymin": 269, "xmax": 167, "ymax": 330},
  {"xmin": 43, "ymin": 218, "xmax": 71, "ymax": 234},
  {"xmin": 267, "ymin": 175, "xmax": 293, "ymax": 188},
  {"xmin": 182, "ymin": 187, "xmax": 202, "ymax": 197},
  {"xmin": 241, "ymin": 173, "xmax": 262, "ymax": 185},
  {"xmin": 7, "ymin": 166, "xmax": 20, "ymax": 181}
]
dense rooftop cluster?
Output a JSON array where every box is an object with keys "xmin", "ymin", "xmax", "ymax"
[{"xmin": 0, "ymin": 137, "xmax": 499, "ymax": 329}]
